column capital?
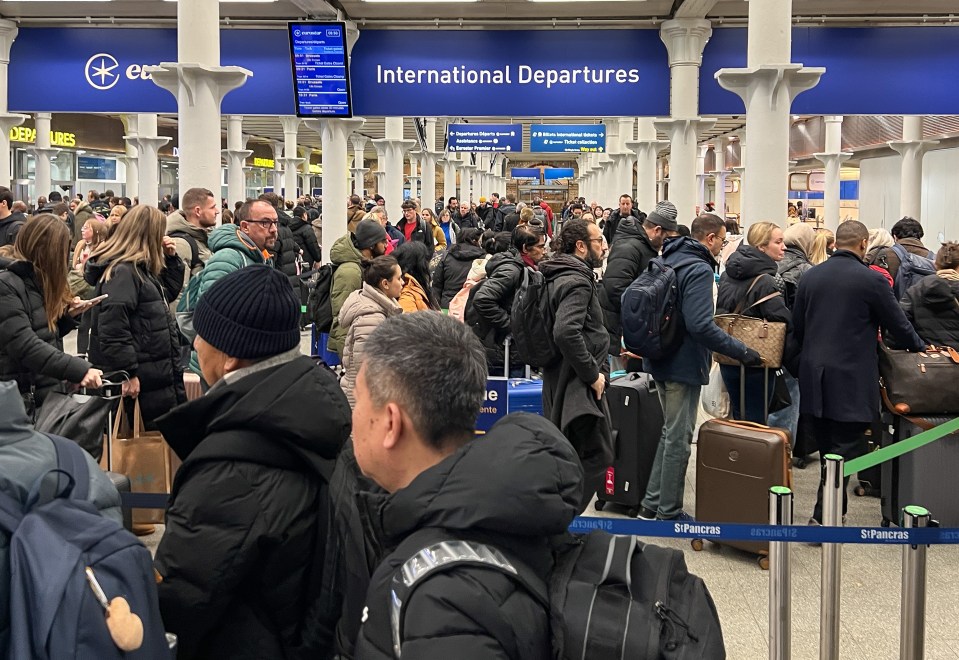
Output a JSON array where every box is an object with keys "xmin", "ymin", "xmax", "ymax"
[
  {"xmin": 715, "ymin": 64, "xmax": 825, "ymax": 108},
  {"xmin": 812, "ymin": 152, "xmax": 853, "ymax": 167},
  {"xmin": 887, "ymin": 140, "xmax": 939, "ymax": 159},
  {"xmin": 279, "ymin": 116, "xmax": 301, "ymax": 135},
  {"xmin": 147, "ymin": 63, "xmax": 250, "ymax": 104},
  {"xmin": 659, "ymin": 18, "xmax": 712, "ymax": 68},
  {"xmin": 26, "ymin": 146, "xmax": 60, "ymax": 159},
  {"xmin": 0, "ymin": 20, "xmax": 17, "ymax": 64},
  {"xmin": 371, "ymin": 137, "xmax": 416, "ymax": 158},
  {"xmin": 653, "ymin": 118, "xmax": 716, "ymax": 146},
  {"xmin": 222, "ymin": 148, "xmax": 253, "ymax": 160},
  {"xmin": 0, "ymin": 113, "xmax": 28, "ymax": 132},
  {"xmin": 277, "ymin": 156, "xmax": 305, "ymax": 169},
  {"xmin": 123, "ymin": 134, "xmax": 172, "ymax": 153},
  {"xmin": 350, "ymin": 134, "xmax": 369, "ymax": 152}
]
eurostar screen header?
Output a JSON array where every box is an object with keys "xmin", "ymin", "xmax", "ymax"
[{"xmin": 288, "ymin": 22, "xmax": 353, "ymax": 118}]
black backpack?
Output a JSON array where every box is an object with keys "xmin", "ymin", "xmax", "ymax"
[
  {"xmin": 390, "ymin": 531, "xmax": 725, "ymax": 659},
  {"xmin": 621, "ymin": 256, "xmax": 699, "ymax": 359},
  {"xmin": 306, "ymin": 263, "xmax": 339, "ymax": 333},
  {"xmin": 0, "ymin": 217, "xmax": 25, "ymax": 247},
  {"xmin": 167, "ymin": 231, "xmax": 204, "ymax": 272},
  {"xmin": 510, "ymin": 267, "xmax": 559, "ymax": 368}
]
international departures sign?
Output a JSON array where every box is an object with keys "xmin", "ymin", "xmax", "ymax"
[{"xmin": 8, "ymin": 27, "xmax": 959, "ymax": 117}]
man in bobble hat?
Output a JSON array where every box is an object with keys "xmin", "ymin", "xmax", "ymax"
[
  {"xmin": 153, "ymin": 265, "xmax": 352, "ymax": 660},
  {"xmin": 328, "ymin": 218, "xmax": 389, "ymax": 356}
]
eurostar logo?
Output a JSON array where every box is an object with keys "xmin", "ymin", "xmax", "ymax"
[{"xmin": 85, "ymin": 53, "xmax": 120, "ymax": 91}]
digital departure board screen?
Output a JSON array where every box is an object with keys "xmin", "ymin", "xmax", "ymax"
[{"xmin": 289, "ymin": 22, "xmax": 353, "ymax": 117}]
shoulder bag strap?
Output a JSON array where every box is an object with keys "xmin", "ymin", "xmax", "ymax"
[
  {"xmin": 740, "ymin": 291, "xmax": 783, "ymax": 315},
  {"xmin": 733, "ymin": 275, "xmax": 766, "ymax": 315},
  {"xmin": 48, "ymin": 432, "xmax": 91, "ymax": 501}
]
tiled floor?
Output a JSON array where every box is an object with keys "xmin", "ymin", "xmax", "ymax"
[{"xmin": 81, "ymin": 332, "xmax": 957, "ymax": 659}]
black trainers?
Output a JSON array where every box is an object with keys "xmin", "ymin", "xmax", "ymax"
[{"xmin": 637, "ymin": 506, "xmax": 657, "ymax": 521}]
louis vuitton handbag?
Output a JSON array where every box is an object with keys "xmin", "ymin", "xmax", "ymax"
[{"xmin": 713, "ymin": 276, "xmax": 787, "ymax": 368}]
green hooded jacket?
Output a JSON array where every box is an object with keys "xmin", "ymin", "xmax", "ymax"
[{"xmin": 327, "ymin": 233, "xmax": 364, "ymax": 355}]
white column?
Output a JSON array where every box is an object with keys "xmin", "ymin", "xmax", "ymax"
[
  {"xmin": 374, "ymin": 171, "xmax": 386, "ymax": 196},
  {"xmin": 696, "ymin": 143, "xmax": 710, "ymax": 212},
  {"xmin": 657, "ymin": 19, "xmax": 716, "ymax": 222},
  {"xmin": 222, "ymin": 115, "xmax": 252, "ymax": 207},
  {"xmin": 269, "ymin": 141, "xmax": 283, "ymax": 193},
  {"xmin": 372, "ymin": 117, "xmax": 415, "ymax": 224},
  {"xmin": 0, "ymin": 21, "xmax": 26, "ymax": 189},
  {"xmin": 813, "ymin": 116, "xmax": 853, "ymax": 231},
  {"xmin": 147, "ymin": 0, "xmax": 249, "ymax": 196},
  {"xmin": 421, "ymin": 117, "xmax": 439, "ymax": 206},
  {"xmin": 459, "ymin": 156, "xmax": 475, "ymax": 206},
  {"xmin": 305, "ymin": 117, "xmax": 365, "ymax": 262},
  {"xmin": 613, "ymin": 118, "xmax": 636, "ymax": 198},
  {"xmin": 124, "ymin": 114, "xmax": 169, "ymax": 208},
  {"xmin": 441, "ymin": 156, "xmax": 457, "ymax": 204},
  {"xmin": 715, "ymin": 0, "xmax": 824, "ymax": 226},
  {"xmin": 408, "ymin": 153, "xmax": 418, "ymax": 201},
  {"xmin": 888, "ymin": 116, "xmax": 938, "ymax": 222},
  {"xmin": 657, "ymin": 157, "xmax": 668, "ymax": 203},
  {"xmin": 29, "ymin": 113, "xmax": 59, "ymax": 201},
  {"xmin": 350, "ymin": 134, "xmax": 368, "ymax": 196},
  {"xmin": 275, "ymin": 116, "xmax": 303, "ymax": 202},
  {"xmin": 711, "ymin": 136, "xmax": 729, "ymax": 216},
  {"xmin": 120, "ymin": 115, "xmax": 139, "ymax": 202}
]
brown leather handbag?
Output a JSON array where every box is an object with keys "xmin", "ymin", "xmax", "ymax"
[
  {"xmin": 879, "ymin": 344, "xmax": 959, "ymax": 415},
  {"xmin": 713, "ymin": 276, "xmax": 787, "ymax": 368}
]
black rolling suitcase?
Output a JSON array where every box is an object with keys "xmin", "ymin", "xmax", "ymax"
[
  {"xmin": 594, "ymin": 372, "xmax": 664, "ymax": 517},
  {"xmin": 854, "ymin": 417, "xmax": 886, "ymax": 497},
  {"xmin": 881, "ymin": 414, "xmax": 959, "ymax": 527}
]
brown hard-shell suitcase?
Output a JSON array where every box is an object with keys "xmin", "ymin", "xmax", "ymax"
[{"xmin": 694, "ymin": 418, "xmax": 792, "ymax": 564}]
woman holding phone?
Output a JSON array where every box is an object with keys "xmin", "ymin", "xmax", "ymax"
[
  {"xmin": 85, "ymin": 205, "xmax": 186, "ymax": 427},
  {"xmin": 0, "ymin": 214, "xmax": 103, "ymax": 416}
]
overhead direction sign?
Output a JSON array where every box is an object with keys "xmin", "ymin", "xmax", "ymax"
[
  {"xmin": 447, "ymin": 124, "xmax": 522, "ymax": 153},
  {"xmin": 530, "ymin": 124, "xmax": 606, "ymax": 153}
]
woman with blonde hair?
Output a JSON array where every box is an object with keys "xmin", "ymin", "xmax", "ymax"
[
  {"xmin": 0, "ymin": 215, "xmax": 102, "ymax": 414},
  {"xmin": 108, "ymin": 204, "xmax": 127, "ymax": 224},
  {"xmin": 716, "ymin": 221, "xmax": 793, "ymax": 422},
  {"xmin": 809, "ymin": 229, "xmax": 835, "ymax": 265},
  {"xmin": 85, "ymin": 205, "xmax": 186, "ymax": 426},
  {"xmin": 72, "ymin": 218, "xmax": 110, "ymax": 271}
]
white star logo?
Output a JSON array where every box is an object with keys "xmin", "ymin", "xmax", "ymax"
[{"xmin": 84, "ymin": 53, "xmax": 120, "ymax": 91}]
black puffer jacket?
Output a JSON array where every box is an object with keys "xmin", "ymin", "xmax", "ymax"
[
  {"xmin": 85, "ymin": 255, "xmax": 185, "ymax": 425},
  {"xmin": 602, "ymin": 208, "xmax": 641, "ymax": 246},
  {"xmin": 601, "ymin": 217, "xmax": 658, "ymax": 356},
  {"xmin": 494, "ymin": 203, "xmax": 516, "ymax": 232},
  {"xmin": 777, "ymin": 246, "xmax": 813, "ymax": 310},
  {"xmin": 0, "ymin": 259, "xmax": 90, "ymax": 405},
  {"xmin": 290, "ymin": 212, "xmax": 323, "ymax": 264},
  {"xmin": 431, "ymin": 242, "xmax": 486, "ymax": 308},
  {"xmin": 901, "ymin": 274, "xmax": 959, "ymax": 350},
  {"xmin": 353, "ymin": 413, "xmax": 583, "ymax": 660},
  {"xmin": 154, "ymin": 355, "xmax": 351, "ymax": 660},
  {"xmin": 470, "ymin": 249, "xmax": 525, "ymax": 371},
  {"xmin": 717, "ymin": 245, "xmax": 791, "ymax": 325},
  {"xmin": 274, "ymin": 208, "xmax": 300, "ymax": 287}
]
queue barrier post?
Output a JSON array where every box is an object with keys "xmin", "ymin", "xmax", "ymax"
[
  {"xmin": 768, "ymin": 486, "xmax": 793, "ymax": 660},
  {"xmin": 900, "ymin": 505, "xmax": 931, "ymax": 660},
  {"xmin": 820, "ymin": 454, "xmax": 843, "ymax": 660}
]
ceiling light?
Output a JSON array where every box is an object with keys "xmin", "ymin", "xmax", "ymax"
[
  {"xmin": 362, "ymin": 0, "xmax": 478, "ymax": 3},
  {"xmin": 162, "ymin": 0, "xmax": 278, "ymax": 3},
  {"xmin": 529, "ymin": 0, "xmax": 642, "ymax": 2}
]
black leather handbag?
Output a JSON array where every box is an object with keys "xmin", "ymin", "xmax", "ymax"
[
  {"xmin": 34, "ymin": 391, "xmax": 112, "ymax": 460},
  {"xmin": 878, "ymin": 344, "xmax": 959, "ymax": 415}
]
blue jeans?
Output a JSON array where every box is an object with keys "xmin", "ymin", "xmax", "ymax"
[
  {"xmin": 767, "ymin": 372, "xmax": 800, "ymax": 440},
  {"xmin": 642, "ymin": 380, "xmax": 700, "ymax": 520}
]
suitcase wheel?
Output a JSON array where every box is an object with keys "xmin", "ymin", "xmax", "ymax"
[
  {"xmin": 758, "ymin": 556, "xmax": 770, "ymax": 571},
  {"xmin": 854, "ymin": 485, "xmax": 866, "ymax": 497},
  {"xmin": 881, "ymin": 518, "xmax": 892, "ymax": 528},
  {"xmin": 593, "ymin": 500, "xmax": 606, "ymax": 512},
  {"xmin": 690, "ymin": 538, "xmax": 704, "ymax": 552}
]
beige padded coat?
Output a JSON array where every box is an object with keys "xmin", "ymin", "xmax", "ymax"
[{"xmin": 338, "ymin": 282, "xmax": 402, "ymax": 407}]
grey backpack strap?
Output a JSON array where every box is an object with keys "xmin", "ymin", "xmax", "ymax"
[{"xmin": 390, "ymin": 539, "xmax": 547, "ymax": 659}]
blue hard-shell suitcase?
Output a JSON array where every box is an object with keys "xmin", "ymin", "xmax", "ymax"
[
  {"xmin": 310, "ymin": 325, "xmax": 341, "ymax": 367},
  {"xmin": 507, "ymin": 379, "xmax": 543, "ymax": 416}
]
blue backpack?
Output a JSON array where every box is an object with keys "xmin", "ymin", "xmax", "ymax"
[
  {"xmin": 891, "ymin": 243, "xmax": 936, "ymax": 301},
  {"xmin": 620, "ymin": 257, "xmax": 698, "ymax": 359},
  {"xmin": 0, "ymin": 435, "xmax": 168, "ymax": 659}
]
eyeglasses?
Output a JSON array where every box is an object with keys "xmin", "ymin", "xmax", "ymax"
[
  {"xmin": 246, "ymin": 220, "xmax": 279, "ymax": 228},
  {"xmin": 588, "ymin": 238, "xmax": 605, "ymax": 245}
]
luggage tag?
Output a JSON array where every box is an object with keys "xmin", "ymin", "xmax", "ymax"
[{"xmin": 85, "ymin": 567, "xmax": 145, "ymax": 652}]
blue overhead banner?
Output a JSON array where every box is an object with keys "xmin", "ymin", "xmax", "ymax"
[
  {"xmin": 700, "ymin": 26, "xmax": 959, "ymax": 115},
  {"xmin": 350, "ymin": 30, "xmax": 669, "ymax": 117},
  {"xmin": 447, "ymin": 124, "xmax": 522, "ymax": 153},
  {"xmin": 10, "ymin": 26, "xmax": 959, "ymax": 117},
  {"xmin": 530, "ymin": 124, "xmax": 606, "ymax": 153},
  {"xmin": 544, "ymin": 168, "xmax": 575, "ymax": 180},
  {"xmin": 9, "ymin": 28, "xmax": 296, "ymax": 115},
  {"xmin": 511, "ymin": 168, "xmax": 541, "ymax": 179}
]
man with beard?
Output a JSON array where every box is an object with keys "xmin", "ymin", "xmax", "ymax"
[{"xmin": 539, "ymin": 218, "xmax": 612, "ymax": 511}]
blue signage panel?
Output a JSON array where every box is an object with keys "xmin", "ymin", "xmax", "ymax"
[
  {"xmin": 8, "ymin": 28, "xmax": 297, "ymax": 115},
  {"xmin": 288, "ymin": 22, "xmax": 352, "ymax": 117},
  {"xmin": 510, "ymin": 168, "xmax": 541, "ymax": 179},
  {"xmin": 544, "ymin": 167, "xmax": 575, "ymax": 180},
  {"xmin": 447, "ymin": 124, "xmax": 522, "ymax": 153},
  {"xmin": 350, "ymin": 30, "xmax": 669, "ymax": 117},
  {"xmin": 476, "ymin": 379, "xmax": 508, "ymax": 434},
  {"xmin": 78, "ymin": 156, "xmax": 117, "ymax": 180},
  {"xmin": 700, "ymin": 26, "xmax": 959, "ymax": 115},
  {"xmin": 530, "ymin": 124, "xmax": 606, "ymax": 153}
]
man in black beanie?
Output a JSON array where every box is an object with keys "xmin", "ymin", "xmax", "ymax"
[{"xmin": 153, "ymin": 265, "xmax": 352, "ymax": 660}]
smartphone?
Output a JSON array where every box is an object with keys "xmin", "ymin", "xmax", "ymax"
[{"xmin": 85, "ymin": 294, "xmax": 109, "ymax": 305}]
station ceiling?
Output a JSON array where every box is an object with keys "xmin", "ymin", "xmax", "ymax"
[{"xmin": 3, "ymin": 0, "xmax": 955, "ymax": 163}]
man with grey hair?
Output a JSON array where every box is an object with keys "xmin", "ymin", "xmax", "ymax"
[{"xmin": 350, "ymin": 312, "xmax": 582, "ymax": 659}]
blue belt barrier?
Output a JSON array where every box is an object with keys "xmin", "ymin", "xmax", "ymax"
[
  {"xmin": 120, "ymin": 492, "xmax": 169, "ymax": 510},
  {"xmin": 571, "ymin": 516, "xmax": 959, "ymax": 546}
]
